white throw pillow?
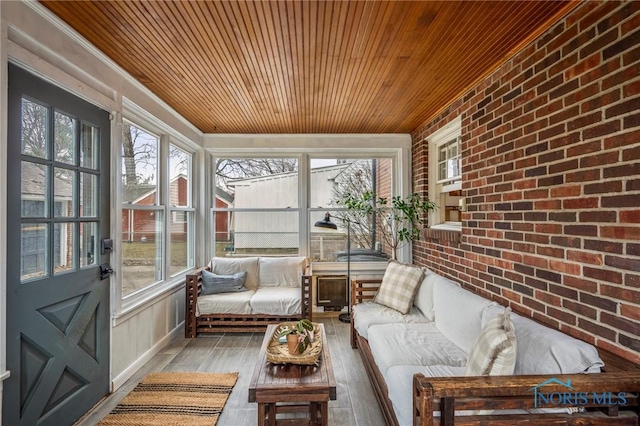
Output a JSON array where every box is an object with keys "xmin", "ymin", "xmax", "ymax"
[
  {"xmin": 374, "ymin": 261, "xmax": 425, "ymax": 314},
  {"xmin": 258, "ymin": 256, "xmax": 308, "ymax": 287},
  {"xmin": 466, "ymin": 308, "xmax": 517, "ymax": 376},
  {"xmin": 209, "ymin": 257, "xmax": 259, "ymax": 290}
]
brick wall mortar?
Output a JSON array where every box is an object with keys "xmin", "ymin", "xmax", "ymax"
[{"xmin": 412, "ymin": 1, "xmax": 640, "ymax": 363}]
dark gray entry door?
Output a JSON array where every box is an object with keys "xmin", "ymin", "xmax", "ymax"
[{"xmin": 3, "ymin": 64, "xmax": 111, "ymax": 426}]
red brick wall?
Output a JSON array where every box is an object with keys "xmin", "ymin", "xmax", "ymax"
[{"xmin": 411, "ymin": 1, "xmax": 640, "ymax": 363}]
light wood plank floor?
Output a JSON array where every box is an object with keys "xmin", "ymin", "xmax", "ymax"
[{"xmin": 75, "ymin": 316, "xmax": 385, "ymax": 426}]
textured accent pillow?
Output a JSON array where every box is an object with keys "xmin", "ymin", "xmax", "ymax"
[
  {"xmin": 465, "ymin": 307, "xmax": 517, "ymax": 376},
  {"xmin": 374, "ymin": 261, "xmax": 425, "ymax": 314},
  {"xmin": 201, "ymin": 270, "xmax": 248, "ymax": 295}
]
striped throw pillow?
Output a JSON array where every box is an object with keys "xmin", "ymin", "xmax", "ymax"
[
  {"xmin": 201, "ymin": 270, "xmax": 248, "ymax": 295},
  {"xmin": 374, "ymin": 261, "xmax": 425, "ymax": 314},
  {"xmin": 465, "ymin": 307, "xmax": 517, "ymax": 376}
]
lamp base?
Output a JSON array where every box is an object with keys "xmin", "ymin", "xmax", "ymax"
[{"xmin": 338, "ymin": 313, "xmax": 350, "ymax": 323}]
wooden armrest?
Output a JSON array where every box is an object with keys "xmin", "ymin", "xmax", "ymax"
[
  {"xmin": 414, "ymin": 372, "xmax": 640, "ymax": 426},
  {"xmin": 351, "ymin": 278, "xmax": 383, "ymax": 305}
]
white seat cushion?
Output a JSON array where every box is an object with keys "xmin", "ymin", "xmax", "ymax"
[
  {"xmin": 367, "ymin": 323, "xmax": 468, "ymax": 377},
  {"xmin": 386, "ymin": 365, "xmax": 466, "ymax": 426},
  {"xmin": 197, "ymin": 290, "xmax": 254, "ymax": 315},
  {"xmin": 250, "ymin": 287, "xmax": 301, "ymax": 316},
  {"xmin": 352, "ymin": 302, "xmax": 430, "ymax": 340}
]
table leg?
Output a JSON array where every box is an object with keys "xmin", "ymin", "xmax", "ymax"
[
  {"xmin": 266, "ymin": 403, "xmax": 276, "ymax": 426},
  {"xmin": 320, "ymin": 402, "xmax": 328, "ymax": 426},
  {"xmin": 258, "ymin": 403, "xmax": 266, "ymax": 426},
  {"xmin": 309, "ymin": 402, "xmax": 318, "ymax": 425}
]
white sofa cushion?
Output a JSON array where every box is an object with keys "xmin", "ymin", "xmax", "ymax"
[
  {"xmin": 352, "ymin": 302, "xmax": 430, "ymax": 340},
  {"xmin": 209, "ymin": 257, "xmax": 260, "ymax": 290},
  {"xmin": 368, "ymin": 323, "xmax": 468, "ymax": 377},
  {"xmin": 465, "ymin": 308, "xmax": 517, "ymax": 376},
  {"xmin": 386, "ymin": 365, "xmax": 467, "ymax": 426},
  {"xmin": 433, "ymin": 278, "xmax": 495, "ymax": 354},
  {"xmin": 351, "ymin": 302, "xmax": 430, "ymax": 339},
  {"xmin": 482, "ymin": 305, "xmax": 603, "ymax": 374},
  {"xmin": 374, "ymin": 261, "xmax": 425, "ymax": 314},
  {"xmin": 197, "ymin": 290, "xmax": 254, "ymax": 315},
  {"xmin": 258, "ymin": 256, "xmax": 307, "ymax": 287},
  {"xmin": 250, "ymin": 287, "xmax": 301, "ymax": 316},
  {"xmin": 413, "ymin": 269, "xmax": 453, "ymax": 321}
]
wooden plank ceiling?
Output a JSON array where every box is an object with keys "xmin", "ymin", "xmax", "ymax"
[{"xmin": 41, "ymin": 1, "xmax": 578, "ymax": 134}]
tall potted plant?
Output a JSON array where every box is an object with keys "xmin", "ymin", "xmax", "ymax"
[{"xmin": 337, "ymin": 191, "xmax": 436, "ymax": 260}]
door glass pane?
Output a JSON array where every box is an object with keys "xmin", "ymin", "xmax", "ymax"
[
  {"xmin": 54, "ymin": 168, "xmax": 75, "ymax": 218},
  {"xmin": 80, "ymin": 222, "xmax": 98, "ymax": 267},
  {"xmin": 54, "ymin": 222, "xmax": 75, "ymax": 274},
  {"xmin": 80, "ymin": 122, "xmax": 99, "ymax": 170},
  {"xmin": 80, "ymin": 173, "xmax": 98, "ymax": 218},
  {"xmin": 21, "ymin": 223, "xmax": 48, "ymax": 281},
  {"xmin": 21, "ymin": 98, "xmax": 49, "ymax": 159},
  {"xmin": 22, "ymin": 161, "xmax": 48, "ymax": 218},
  {"xmin": 54, "ymin": 111, "xmax": 76, "ymax": 165},
  {"xmin": 121, "ymin": 209, "xmax": 163, "ymax": 296},
  {"xmin": 170, "ymin": 210, "xmax": 193, "ymax": 277}
]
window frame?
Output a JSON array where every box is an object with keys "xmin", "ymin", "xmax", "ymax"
[
  {"xmin": 115, "ymin": 112, "xmax": 198, "ymax": 315},
  {"xmin": 205, "ymin": 143, "xmax": 411, "ymax": 271},
  {"xmin": 427, "ymin": 117, "xmax": 463, "ymax": 231}
]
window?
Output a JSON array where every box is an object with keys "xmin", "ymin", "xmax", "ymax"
[
  {"xmin": 212, "ymin": 158, "xmax": 299, "ymax": 257},
  {"xmin": 169, "ymin": 144, "xmax": 195, "ymax": 277},
  {"xmin": 428, "ymin": 118, "xmax": 462, "ymax": 229},
  {"xmin": 120, "ymin": 122, "xmax": 195, "ymax": 299},
  {"xmin": 310, "ymin": 158, "xmax": 394, "ymax": 263}
]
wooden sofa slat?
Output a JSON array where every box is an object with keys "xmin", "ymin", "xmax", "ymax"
[{"xmin": 185, "ymin": 260, "xmax": 312, "ymax": 337}]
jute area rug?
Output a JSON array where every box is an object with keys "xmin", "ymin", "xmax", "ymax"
[{"xmin": 97, "ymin": 372, "xmax": 239, "ymax": 426}]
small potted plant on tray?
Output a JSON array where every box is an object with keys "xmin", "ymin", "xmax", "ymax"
[{"xmin": 280, "ymin": 319, "xmax": 314, "ymax": 354}]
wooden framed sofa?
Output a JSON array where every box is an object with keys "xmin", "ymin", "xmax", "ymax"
[
  {"xmin": 350, "ymin": 266, "xmax": 640, "ymax": 426},
  {"xmin": 185, "ymin": 256, "xmax": 312, "ymax": 337}
]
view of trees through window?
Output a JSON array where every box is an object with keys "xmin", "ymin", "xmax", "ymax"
[
  {"xmin": 212, "ymin": 157, "xmax": 393, "ymax": 262},
  {"xmin": 121, "ymin": 123, "xmax": 194, "ymax": 297}
]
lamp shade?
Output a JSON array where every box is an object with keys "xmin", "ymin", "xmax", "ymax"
[{"xmin": 314, "ymin": 212, "xmax": 338, "ymax": 230}]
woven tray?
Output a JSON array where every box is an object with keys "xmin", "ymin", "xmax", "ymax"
[{"xmin": 266, "ymin": 322, "xmax": 323, "ymax": 366}]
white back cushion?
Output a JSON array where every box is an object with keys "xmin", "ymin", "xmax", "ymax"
[
  {"xmin": 482, "ymin": 305, "xmax": 603, "ymax": 374},
  {"xmin": 433, "ymin": 278, "xmax": 495, "ymax": 354},
  {"xmin": 258, "ymin": 256, "xmax": 308, "ymax": 287},
  {"xmin": 413, "ymin": 269, "xmax": 439, "ymax": 321},
  {"xmin": 209, "ymin": 257, "xmax": 259, "ymax": 290}
]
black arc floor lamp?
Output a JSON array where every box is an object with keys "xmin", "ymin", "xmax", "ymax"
[{"xmin": 314, "ymin": 212, "xmax": 351, "ymax": 323}]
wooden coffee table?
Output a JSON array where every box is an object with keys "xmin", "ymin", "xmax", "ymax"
[{"xmin": 248, "ymin": 323, "xmax": 337, "ymax": 426}]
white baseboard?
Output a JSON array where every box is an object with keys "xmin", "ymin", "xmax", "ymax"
[{"xmin": 111, "ymin": 322, "xmax": 184, "ymax": 391}]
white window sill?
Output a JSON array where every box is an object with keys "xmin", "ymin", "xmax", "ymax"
[{"xmin": 430, "ymin": 222, "xmax": 462, "ymax": 232}]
